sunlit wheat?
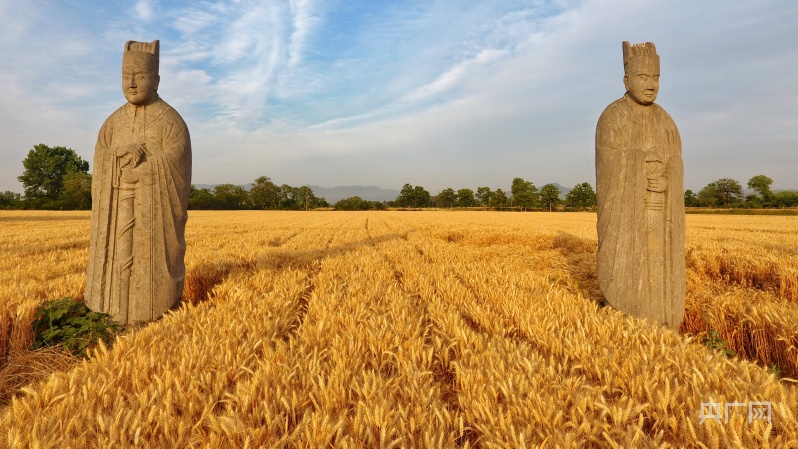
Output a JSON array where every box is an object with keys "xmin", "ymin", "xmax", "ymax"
[{"xmin": 0, "ymin": 210, "xmax": 796, "ymax": 447}]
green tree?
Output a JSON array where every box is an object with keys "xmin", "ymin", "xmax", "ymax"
[
  {"xmin": 773, "ymin": 191, "xmax": 798, "ymax": 208},
  {"xmin": 564, "ymin": 182, "xmax": 596, "ymax": 210},
  {"xmin": 188, "ymin": 186, "xmax": 215, "ymax": 209},
  {"xmin": 511, "ymin": 177, "xmax": 538, "ymax": 211},
  {"xmin": 314, "ymin": 195, "xmax": 330, "ymax": 209},
  {"xmin": 250, "ymin": 176, "xmax": 280, "ymax": 209},
  {"xmin": 744, "ymin": 194, "xmax": 762, "ymax": 208},
  {"xmin": 438, "ymin": 188, "xmax": 456, "ymax": 208},
  {"xmin": 698, "ymin": 178, "xmax": 743, "ymax": 208},
  {"xmin": 476, "ymin": 186, "xmax": 493, "ymax": 207},
  {"xmin": 18, "ymin": 144, "xmax": 89, "ymax": 201},
  {"xmin": 697, "ymin": 183, "xmax": 718, "ymax": 207},
  {"xmin": 295, "ymin": 185, "xmax": 327, "ymax": 210},
  {"xmin": 396, "ymin": 183, "xmax": 414, "ymax": 207},
  {"xmin": 298, "ymin": 185, "xmax": 312, "ymax": 210},
  {"xmin": 0, "ymin": 191, "xmax": 22, "ymax": 209},
  {"xmin": 747, "ymin": 175, "xmax": 774, "ymax": 203},
  {"xmin": 396, "ymin": 184, "xmax": 430, "ymax": 208},
  {"xmin": 412, "ymin": 186, "xmax": 431, "ymax": 208},
  {"xmin": 60, "ymin": 171, "xmax": 92, "ymax": 209},
  {"xmin": 684, "ymin": 189, "xmax": 699, "ymax": 207},
  {"xmin": 335, "ymin": 196, "xmax": 370, "ymax": 210},
  {"xmin": 455, "ymin": 188, "xmax": 476, "ymax": 207},
  {"xmin": 494, "ymin": 188, "xmax": 507, "ymax": 208},
  {"xmin": 213, "ymin": 184, "xmax": 251, "ymax": 209},
  {"xmin": 277, "ymin": 184, "xmax": 300, "ymax": 209},
  {"xmin": 273, "ymin": 184, "xmax": 326, "ymax": 210},
  {"xmin": 715, "ymin": 178, "xmax": 743, "ymax": 207},
  {"xmin": 539, "ymin": 183, "xmax": 561, "ymax": 211}
]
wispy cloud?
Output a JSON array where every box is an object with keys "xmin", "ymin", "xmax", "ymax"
[
  {"xmin": 158, "ymin": 1, "xmax": 325, "ymax": 128},
  {"xmin": 172, "ymin": 8, "xmax": 216, "ymax": 37},
  {"xmin": 407, "ymin": 49, "xmax": 508, "ymax": 102},
  {"xmin": 287, "ymin": 0, "xmax": 320, "ymax": 67}
]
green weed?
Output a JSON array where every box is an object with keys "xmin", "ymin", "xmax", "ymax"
[{"xmin": 31, "ymin": 298, "xmax": 121, "ymax": 358}]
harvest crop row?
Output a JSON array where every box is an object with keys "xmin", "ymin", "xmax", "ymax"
[{"xmin": 0, "ymin": 211, "xmax": 796, "ymax": 447}]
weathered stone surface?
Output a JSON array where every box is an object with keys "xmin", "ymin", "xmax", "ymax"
[
  {"xmin": 595, "ymin": 41, "xmax": 685, "ymax": 328},
  {"xmin": 85, "ymin": 40, "xmax": 192, "ymax": 325}
]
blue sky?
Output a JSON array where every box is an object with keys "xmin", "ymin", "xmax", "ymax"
[{"xmin": 1, "ymin": 0, "xmax": 797, "ymax": 194}]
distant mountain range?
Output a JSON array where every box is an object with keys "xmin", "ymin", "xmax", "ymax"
[{"xmin": 550, "ymin": 183, "xmax": 572, "ymax": 200}]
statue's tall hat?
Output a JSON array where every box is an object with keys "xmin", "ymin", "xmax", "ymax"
[
  {"xmin": 622, "ymin": 41, "xmax": 659, "ymax": 74},
  {"xmin": 122, "ymin": 40, "xmax": 159, "ymax": 74}
]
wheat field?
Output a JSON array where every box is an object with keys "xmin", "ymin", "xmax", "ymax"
[{"xmin": 0, "ymin": 210, "xmax": 797, "ymax": 448}]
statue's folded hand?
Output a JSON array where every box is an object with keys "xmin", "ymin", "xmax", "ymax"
[
  {"xmin": 117, "ymin": 143, "xmax": 147, "ymax": 166},
  {"xmin": 120, "ymin": 167, "xmax": 140, "ymax": 184},
  {"xmin": 647, "ymin": 176, "xmax": 668, "ymax": 193}
]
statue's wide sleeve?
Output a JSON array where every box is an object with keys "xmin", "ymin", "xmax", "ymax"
[
  {"xmin": 595, "ymin": 101, "xmax": 648, "ymax": 314},
  {"xmin": 85, "ymin": 113, "xmax": 121, "ymax": 310}
]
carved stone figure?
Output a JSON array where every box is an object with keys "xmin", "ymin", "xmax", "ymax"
[
  {"xmin": 85, "ymin": 40, "xmax": 191, "ymax": 325},
  {"xmin": 595, "ymin": 42, "xmax": 685, "ymax": 328}
]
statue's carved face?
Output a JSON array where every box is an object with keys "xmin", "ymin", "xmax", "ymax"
[
  {"xmin": 624, "ymin": 66, "xmax": 659, "ymax": 106},
  {"xmin": 122, "ymin": 67, "xmax": 159, "ymax": 105}
]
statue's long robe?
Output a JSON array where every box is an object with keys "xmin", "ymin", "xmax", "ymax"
[
  {"xmin": 85, "ymin": 97, "xmax": 191, "ymax": 325},
  {"xmin": 595, "ymin": 94, "xmax": 685, "ymax": 327}
]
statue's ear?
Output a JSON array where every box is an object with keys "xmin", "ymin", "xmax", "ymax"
[
  {"xmin": 153, "ymin": 74, "xmax": 161, "ymax": 93},
  {"xmin": 623, "ymin": 74, "xmax": 630, "ymax": 92}
]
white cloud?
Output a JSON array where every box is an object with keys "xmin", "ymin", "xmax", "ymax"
[{"xmin": 135, "ymin": 0, "xmax": 154, "ymax": 22}]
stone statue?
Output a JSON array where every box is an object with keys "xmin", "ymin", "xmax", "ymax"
[
  {"xmin": 595, "ymin": 41, "xmax": 685, "ymax": 328},
  {"xmin": 85, "ymin": 40, "xmax": 191, "ymax": 325}
]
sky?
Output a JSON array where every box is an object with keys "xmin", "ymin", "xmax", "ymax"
[{"xmin": 1, "ymin": 0, "xmax": 797, "ymax": 194}]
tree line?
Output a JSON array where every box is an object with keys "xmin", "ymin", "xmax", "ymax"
[
  {"xmin": 188, "ymin": 177, "xmax": 329, "ymax": 210},
  {"xmin": 684, "ymin": 176, "xmax": 798, "ymax": 209},
  {"xmin": 4, "ymin": 143, "xmax": 797, "ymax": 211},
  {"xmin": 0, "ymin": 145, "xmax": 330, "ymax": 211},
  {"xmin": 342, "ymin": 178, "xmax": 597, "ymax": 211}
]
